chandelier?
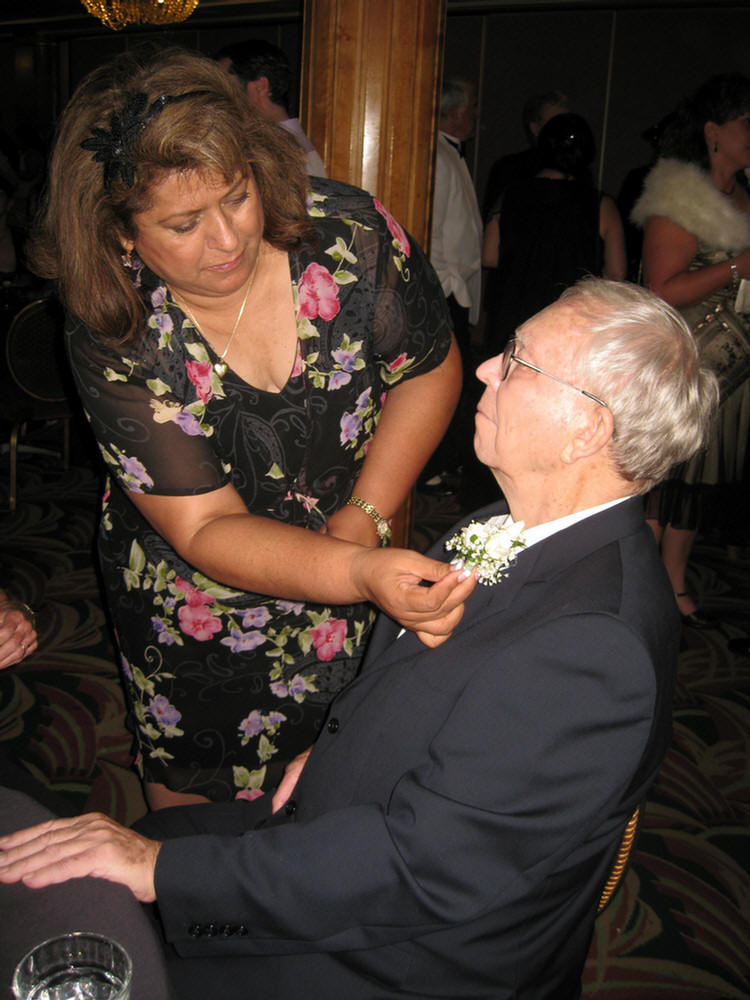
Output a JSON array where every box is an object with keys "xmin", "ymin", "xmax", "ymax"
[{"xmin": 80, "ymin": 0, "xmax": 200, "ymax": 30}]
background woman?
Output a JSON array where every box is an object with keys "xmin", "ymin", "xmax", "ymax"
[
  {"xmin": 632, "ymin": 73, "xmax": 750, "ymax": 625},
  {"xmin": 30, "ymin": 48, "xmax": 465, "ymax": 809},
  {"xmin": 482, "ymin": 112, "xmax": 626, "ymax": 354}
]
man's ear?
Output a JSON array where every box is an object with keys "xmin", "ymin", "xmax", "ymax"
[{"xmin": 561, "ymin": 405, "xmax": 614, "ymax": 465}]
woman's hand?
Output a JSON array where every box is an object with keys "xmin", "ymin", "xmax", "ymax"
[
  {"xmin": 349, "ymin": 547, "xmax": 477, "ymax": 646},
  {"xmin": 272, "ymin": 747, "xmax": 312, "ymax": 813},
  {"xmin": 0, "ymin": 596, "xmax": 38, "ymax": 669}
]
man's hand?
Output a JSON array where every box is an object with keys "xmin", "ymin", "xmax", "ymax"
[
  {"xmin": 350, "ymin": 548, "xmax": 477, "ymax": 646},
  {"xmin": 272, "ymin": 747, "xmax": 312, "ymax": 813},
  {"xmin": 0, "ymin": 600, "xmax": 38, "ymax": 669},
  {"xmin": 0, "ymin": 813, "xmax": 160, "ymax": 903}
]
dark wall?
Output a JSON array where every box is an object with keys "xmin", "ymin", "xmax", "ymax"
[{"xmin": 445, "ymin": 5, "xmax": 750, "ymax": 213}]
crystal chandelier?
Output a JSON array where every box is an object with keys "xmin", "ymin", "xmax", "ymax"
[{"xmin": 80, "ymin": 0, "xmax": 200, "ymax": 30}]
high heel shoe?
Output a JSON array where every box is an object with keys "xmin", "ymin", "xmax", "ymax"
[{"xmin": 675, "ymin": 592, "xmax": 719, "ymax": 630}]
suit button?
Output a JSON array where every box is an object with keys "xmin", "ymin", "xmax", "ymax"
[
  {"xmin": 327, "ymin": 717, "xmax": 339, "ymax": 733},
  {"xmin": 204, "ymin": 923, "xmax": 218, "ymax": 937},
  {"xmin": 285, "ymin": 799, "xmax": 297, "ymax": 816},
  {"xmin": 219, "ymin": 924, "xmax": 235, "ymax": 937},
  {"xmin": 237, "ymin": 925, "xmax": 249, "ymax": 936},
  {"xmin": 188, "ymin": 924, "xmax": 202, "ymax": 938}
]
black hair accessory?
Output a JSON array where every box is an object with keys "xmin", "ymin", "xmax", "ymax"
[{"xmin": 81, "ymin": 90, "xmax": 207, "ymax": 191}]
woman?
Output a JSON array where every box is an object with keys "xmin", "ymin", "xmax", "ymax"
[
  {"xmin": 30, "ymin": 48, "xmax": 465, "ymax": 808},
  {"xmin": 482, "ymin": 113, "xmax": 626, "ymax": 354},
  {"xmin": 632, "ymin": 73, "xmax": 750, "ymax": 626}
]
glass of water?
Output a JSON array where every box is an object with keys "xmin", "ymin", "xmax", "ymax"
[{"xmin": 12, "ymin": 932, "xmax": 132, "ymax": 1000}]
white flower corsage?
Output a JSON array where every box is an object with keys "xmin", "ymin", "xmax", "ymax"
[{"xmin": 445, "ymin": 513, "xmax": 527, "ymax": 585}]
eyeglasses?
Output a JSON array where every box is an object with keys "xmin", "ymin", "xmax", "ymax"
[{"xmin": 501, "ymin": 340, "xmax": 608, "ymax": 409}]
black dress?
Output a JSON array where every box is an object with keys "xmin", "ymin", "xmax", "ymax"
[
  {"xmin": 66, "ymin": 179, "xmax": 452, "ymax": 802},
  {"xmin": 485, "ymin": 176, "xmax": 602, "ymax": 352}
]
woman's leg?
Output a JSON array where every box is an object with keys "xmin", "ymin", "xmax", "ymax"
[{"xmin": 659, "ymin": 524, "xmax": 698, "ymax": 614}]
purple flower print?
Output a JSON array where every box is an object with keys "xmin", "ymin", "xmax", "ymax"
[
  {"xmin": 355, "ymin": 387, "xmax": 372, "ymax": 413},
  {"xmin": 276, "ymin": 601, "xmax": 304, "ymax": 615},
  {"xmin": 270, "ymin": 681, "xmax": 289, "ymax": 698},
  {"xmin": 148, "ymin": 695, "xmax": 182, "ymax": 727},
  {"xmin": 332, "ymin": 348, "xmax": 357, "ymax": 372},
  {"xmin": 118, "ymin": 454, "xmax": 154, "ymax": 493},
  {"xmin": 175, "ymin": 410, "xmax": 204, "ymax": 436},
  {"xmin": 329, "ymin": 369, "xmax": 352, "ymax": 390},
  {"xmin": 340, "ymin": 410, "xmax": 363, "ymax": 446},
  {"xmin": 221, "ymin": 628, "xmax": 267, "ymax": 653},
  {"xmin": 151, "ymin": 617, "xmax": 177, "ymax": 646},
  {"xmin": 241, "ymin": 607, "xmax": 272, "ymax": 629},
  {"xmin": 238, "ymin": 710, "xmax": 264, "ymax": 739}
]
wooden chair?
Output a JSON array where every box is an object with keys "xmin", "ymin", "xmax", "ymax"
[
  {"xmin": 0, "ymin": 297, "xmax": 72, "ymax": 513},
  {"xmin": 597, "ymin": 805, "xmax": 641, "ymax": 913}
]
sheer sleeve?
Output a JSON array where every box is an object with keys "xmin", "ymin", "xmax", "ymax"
[{"xmin": 66, "ymin": 316, "xmax": 230, "ymax": 497}]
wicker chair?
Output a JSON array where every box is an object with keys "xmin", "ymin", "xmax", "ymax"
[{"xmin": 0, "ymin": 297, "xmax": 72, "ymax": 513}]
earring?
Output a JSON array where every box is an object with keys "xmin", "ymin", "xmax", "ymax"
[{"xmin": 122, "ymin": 249, "xmax": 134, "ymax": 268}]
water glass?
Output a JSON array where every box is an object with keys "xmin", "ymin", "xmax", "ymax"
[{"xmin": 12, "ymin": 932, "xmax": 132, "ymax": 1000}]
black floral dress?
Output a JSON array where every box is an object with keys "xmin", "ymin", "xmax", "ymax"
[{"xmin": 66, "ymin": 179, "xmax": 451, "ymax": 801}]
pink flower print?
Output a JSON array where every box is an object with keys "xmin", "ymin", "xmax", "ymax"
[
  {"xmin": 388, "ymin": 352, "xmax": 408, "ymax": 373},
  {"xmin": 298, "ymin": 262, "xmax": 340, "ymax": 322},
  {"xmin": 235, "ymin": 788, "xmax": 265, "ymax": 802},
  {"xmin": 291, "ymin": 350, "xmax": 305, "ymax": 378},
  {"xmin": 175, "ymin": 578, "xmax": 212, "ymax": 607},
  {"xmin": 186, "ymin": 360, "xmax": 214, "ymax": 404},
  {"xmin": 373, "ymin": 198, "xmax": 411, "ymax": 257},
  {"xmin": 310, "ymin": 617, "xmax": 347, "ymax": 661},
  {"xmin": 178, "ymin": 603, "xmax": 222, "ymax": 641}
]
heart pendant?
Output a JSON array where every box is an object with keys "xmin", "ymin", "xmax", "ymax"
[{"xmin": 213, "ymin": 361, "xmax": 228, "ymax": 377}]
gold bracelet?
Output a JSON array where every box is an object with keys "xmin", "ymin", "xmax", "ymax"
[{"xmin": 345, "ymin": 496, "xmax": 391, "ymax": 546}]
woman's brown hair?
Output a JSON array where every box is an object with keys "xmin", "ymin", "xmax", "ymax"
[{"xmin": 30, "ymin": 45, "xmax": 315, "ymax": 344}]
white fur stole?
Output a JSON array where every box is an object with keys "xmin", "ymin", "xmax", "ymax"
[{"xmin": 631, "ymin": 158, "xmax": 750, "ymax": 252}]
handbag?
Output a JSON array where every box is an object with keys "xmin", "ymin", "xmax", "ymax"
[{"xmin": 692, "ymin": 300, "xmax": 750, "ymax": 400}]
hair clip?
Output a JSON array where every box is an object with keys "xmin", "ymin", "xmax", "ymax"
[{"xmin": 81, "ymin": 90, "xmax": 207, "ymax": 191}]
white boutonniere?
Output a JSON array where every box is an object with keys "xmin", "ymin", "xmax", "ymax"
[{"xmin": 445, "ymin": 513, "xmax": 527, "ymax": 585}]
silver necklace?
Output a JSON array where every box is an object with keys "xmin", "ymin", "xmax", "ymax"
[{"xmin": 175, "ymin": 248, "xmax": 261, "ymax": 377}]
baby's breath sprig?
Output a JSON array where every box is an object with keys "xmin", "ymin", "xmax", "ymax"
[{"xmin": 445, "ymin": 513, "xmax": 527, "ymax": 585}]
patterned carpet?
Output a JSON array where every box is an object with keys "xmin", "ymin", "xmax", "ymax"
[{"xmin": 1, "ymin": 434, "xmax": 749, "ymax": 998}]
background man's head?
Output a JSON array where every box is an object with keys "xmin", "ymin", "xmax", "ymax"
[
  {"xmin": 216, "ymin": 39, "xmax": 293, "ymax": 123},
  {"xmin": 439, "ymin": 78, "xmax": 478, "ymax": 142},
  {"xmin": 522, "ymin": 89, "xmax": 570, "ymax": 145}
]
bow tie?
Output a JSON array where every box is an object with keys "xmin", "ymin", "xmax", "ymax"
[{"xmin": 444, "ymin": 136, "xmax": 464, "ymax": 159}]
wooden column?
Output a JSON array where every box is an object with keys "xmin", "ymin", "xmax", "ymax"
[{"xmin": 300, "ymin": 0, "xmax": 447, "ymax": 547}]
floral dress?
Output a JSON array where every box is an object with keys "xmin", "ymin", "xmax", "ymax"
[{"xmin": 66, "ymin": 178, "xmax": 452, "ymax": 801}]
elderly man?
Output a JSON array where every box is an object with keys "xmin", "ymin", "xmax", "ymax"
[{"xmin": 0, "ymin": 280, "xmax": 717, "ymax": 1000}]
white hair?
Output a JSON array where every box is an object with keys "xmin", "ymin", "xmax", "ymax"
[{"xmin": 560, "ymin": 278, "xmax": 719, "ymax": 493}]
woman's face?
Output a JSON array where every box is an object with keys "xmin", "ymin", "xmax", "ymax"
[
  {"xmin": 708, "ymin": 111, "xmax": 750, "ymax": 171},
  {"xmin": 124, "ymin": 168, "xmax": 264, "ymax": 302}
]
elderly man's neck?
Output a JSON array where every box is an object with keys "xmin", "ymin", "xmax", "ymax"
[{"xmin": 502, "ymin": 471, "xmax": 633, "ymax": 529}]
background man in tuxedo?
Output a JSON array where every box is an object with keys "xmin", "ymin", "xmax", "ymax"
[{"xmin": 0, "ymin": 279, "xmax": 718, "ymax": 1000}]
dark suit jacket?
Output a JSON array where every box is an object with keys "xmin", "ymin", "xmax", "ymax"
[{"xmin": 154, "ymin": 497, "xmax": 678, "ymax": 999}]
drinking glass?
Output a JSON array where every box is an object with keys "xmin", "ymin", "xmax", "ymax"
[{"xmin": 12, "ymin": 932, "xmax": 132, "ymax": 1000}]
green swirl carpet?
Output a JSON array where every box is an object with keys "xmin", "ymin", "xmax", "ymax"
[{"xmin": 2, "ymin": 443, "xmax": 749, "ymax": 998}]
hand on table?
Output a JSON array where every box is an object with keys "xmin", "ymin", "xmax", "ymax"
[{"xmin": 0, "ymin": 813, "xmax": 161, "ymax": 903}]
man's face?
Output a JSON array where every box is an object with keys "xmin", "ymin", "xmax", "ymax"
[
  {"xmin": 474, "ymin": 302, "xmax": 589, "ymax": 488},
  {"xmin": 530, "ymin": 100, "xmax": 569, "ymax": 140},
  {"xmin": 453, "ymin": 85, "xmax": 479, "ymax": 142}
]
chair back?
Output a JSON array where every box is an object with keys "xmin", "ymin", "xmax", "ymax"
[{"xmin": 5, "ymin": 298, "xmax": 69, "ymax": 403}]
